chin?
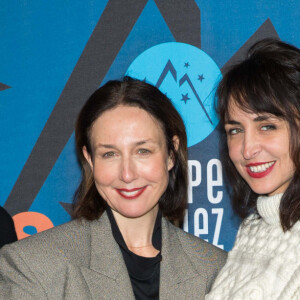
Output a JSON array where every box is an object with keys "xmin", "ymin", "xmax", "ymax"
[
  {"xmin": 248, "ymin": 184, "xmax": 278, "ymax": 196},
  {"xmin": 116, "ymin": 207, "xmax": 155, "ymax": 219}
]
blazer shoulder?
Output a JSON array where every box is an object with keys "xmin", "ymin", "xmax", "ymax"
[
  {"xmin": 0, "ymin": 219, "xmax": 99, "ymax": 299},
  {"xmin": 1, "ymin": 218, "xmax": 92, "ymax": 267}
]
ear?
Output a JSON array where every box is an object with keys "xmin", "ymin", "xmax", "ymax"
[
  {"xmin": 82, "ymin": 146, "xmax": 93, "ymax": 171},
  {"xmin": 167, "ymin": 135, "xmax": 179, "ymax": 171}
]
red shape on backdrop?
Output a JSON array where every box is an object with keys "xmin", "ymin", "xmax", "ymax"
[{"xmin": 13, "ymin": 212, "xmax": 54, "ymax": 240}]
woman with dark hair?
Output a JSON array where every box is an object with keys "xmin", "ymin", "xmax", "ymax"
[
  {"xmin": 206, "ymin": 39, "xmax": 300, "ymax": 299},
  {"xmin": 0, "ymin": 77, "xmax": 226, "ymax": 299},
  {"xmin": 0, "ymin": 206, "xmax": 17, "ymax": 249}
]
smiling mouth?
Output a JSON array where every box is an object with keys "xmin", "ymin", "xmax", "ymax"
[
  {"xmin": 116, "ymin": 187, "xmax": 147, "ymax": 199},
  {"xmin": 248, "ymin": 161, "xmax": 275, "ymax": 173},
  {"xmin": 246, "ymin": 161, "xmax": 276, "ymax": 178}
]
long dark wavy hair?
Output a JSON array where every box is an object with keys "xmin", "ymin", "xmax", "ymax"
[
  {"xmin": 217, "ymin": 38, "xmax": 300, "ymax": 231},
  {"xmin": 73, "ymin": 77, "xmax": 188, "ymax": 222}
]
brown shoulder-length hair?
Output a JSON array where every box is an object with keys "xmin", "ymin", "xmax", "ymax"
[
  {"xmin": 73, "ymin": 77, "xmax": 188, "ymax": 222},
  {"xmin": 217, "ymin": 38, "xmax": 300, "ymax": 231}
]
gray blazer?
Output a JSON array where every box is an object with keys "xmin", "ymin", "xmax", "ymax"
[{"xmin": 0, "ymin": 212, "xmax": 226, "ymax": 299}]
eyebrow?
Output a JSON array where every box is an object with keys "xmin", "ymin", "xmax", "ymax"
[
  {"xmin": 253, "ymin": 115, "xmax": 271, "ymax": 122},
  {"xmin": 225, "ymin": 115, "xmax": 271, "ymax": 125},
  {"xmin": 95, "ymin": 144, "xmax": 116, "ymax": 149},
  {"xmin": 225, "ymin": 120, "xmax": 240, "ymax": 125},
  {"xmin": 95, "ymin": 139, "xmax": 154, "ymax": 149}
]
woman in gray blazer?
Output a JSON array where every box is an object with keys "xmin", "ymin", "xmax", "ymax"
[{"xmin": 0, "ymin": 77, "xmax": 226, "ymax": 300}]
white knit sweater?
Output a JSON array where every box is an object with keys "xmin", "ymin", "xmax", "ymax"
[{"xmin": 206, "ymin": 193, "xmax": 300, "ymax": 300}]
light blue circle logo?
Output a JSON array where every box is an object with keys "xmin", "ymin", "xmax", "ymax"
[{"xmin": 126, "ymin": 42, "xmax": 222, "ymax": 147}]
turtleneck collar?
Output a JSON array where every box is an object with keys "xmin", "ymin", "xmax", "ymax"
[{"xmin": 256, "ymin": 193, "xmax": 283, "ymax": 225}]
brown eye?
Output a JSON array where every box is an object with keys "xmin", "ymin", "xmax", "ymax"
[
  {"xmin": 227, "ymin": 128, "xmax": 242, "ymax": 135},
  {"xmin": 103, "ymin": 151, "xmax": 115, "ymax": 158},
  {"xmin": 138, "ymin": 149, "xmax": 150, "ymax": 154}
]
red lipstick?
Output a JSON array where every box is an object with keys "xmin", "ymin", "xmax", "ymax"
[
  {"xmin": 246, "ymin": 161, "xmax": 275, "ymax": 178},
  {"xmin": 116, "ymin": 187, "xmax": 147, "ymax": 199}
]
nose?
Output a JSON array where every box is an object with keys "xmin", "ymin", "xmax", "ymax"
[
  {"xmin": 119, "ymin": 156, "xmax": 137, "ymax": 183},
  {"xmin": 242, "ymin": 131, "xmax": 261, "ymax": 160}
]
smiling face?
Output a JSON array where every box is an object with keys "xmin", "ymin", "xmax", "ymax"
[
  {"xmin": 83, "ymin": 105, "xmax": 174, "ymax": 220},
  {"xmin": 224, "ymin": 100, "xmax": 295, "ymax": 196}
]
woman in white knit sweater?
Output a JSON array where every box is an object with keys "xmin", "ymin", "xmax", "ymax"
[{"xmin": 206, "ymin": 38, "xmax": 300, "ymax": 299}]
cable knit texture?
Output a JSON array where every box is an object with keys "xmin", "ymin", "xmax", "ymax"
[{"xmin": 206, "ymin": 193, "xmax": 300, "ymax": 300}]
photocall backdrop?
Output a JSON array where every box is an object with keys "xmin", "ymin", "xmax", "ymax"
[{"xmin": 1, "ymin": 0, "xmax": 299, "ymax": 251}]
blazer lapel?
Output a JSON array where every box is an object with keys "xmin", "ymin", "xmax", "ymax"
[
  {"xmin": 79, "ymin": 214, "xmax": 207, "ymax": 299},
  {"xmin": 159, "ymin": 219, "xmax": 207, "ymax": 299},
  {"xmin": 80, "ymin": 212, "xmax": 135, "ymax": 300}
]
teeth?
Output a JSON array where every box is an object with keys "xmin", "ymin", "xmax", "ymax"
[
  {"xmin": 119, "ymin": 189, "xmax": 141, "ymax": 197},
  {"xmin": 249, "ymin": 162, "xmax": 275, "ymax": 173}
]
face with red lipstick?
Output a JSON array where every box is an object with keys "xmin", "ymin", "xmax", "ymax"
[
  {"xmin": 83, "ymin": 105, "xmax": 175, "ymax": 219},
  {"xmin": 225, "ymin": 101, "xmax": 295, "ymax": 196}
]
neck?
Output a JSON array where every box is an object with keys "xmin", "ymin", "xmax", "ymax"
[{"xmin": 111, "ymin": 205, "xmax": 159, "ymax": 250}]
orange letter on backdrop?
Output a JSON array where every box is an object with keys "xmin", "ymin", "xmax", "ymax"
[{"xmin": 13, "ymin": 212, "xmax": 54, "ymax": 240}]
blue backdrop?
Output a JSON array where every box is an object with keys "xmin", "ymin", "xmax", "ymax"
[{"xmin": 1, "ymin": 0, "xmax": 299, "ymax": 250}]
